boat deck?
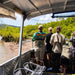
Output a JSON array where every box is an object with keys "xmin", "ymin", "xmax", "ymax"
[{"xmin": 43, "ymin": 72, "xmax": 75, "ymax": 75}]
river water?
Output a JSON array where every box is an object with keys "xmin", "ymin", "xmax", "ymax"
[
  {"xmin": 0, "ymin": 36, "xmax": 32, "ymax": 65},
  {"xmin": 0, "ymin": 36, "xmax": 16, "ymax": 65},
  {"xmin": 0, "ymin": 41, "xmax": 7, "ymax": 64},
  {"xmin": 0, "ymin": 36, "xmax": 10, "ymax": 64},
  {"xmin": 0, "ymin": 36, "xmax": 7, "ymax": 64}
]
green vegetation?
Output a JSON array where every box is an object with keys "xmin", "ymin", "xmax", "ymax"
[{"xmin": 0, "ymin": 17, "xmax": 75, "ymax": 42}]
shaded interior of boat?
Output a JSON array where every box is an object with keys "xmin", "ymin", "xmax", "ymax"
[{"xmin": 0, "ymin": 47, "xmax": 75, "ymax": 75}]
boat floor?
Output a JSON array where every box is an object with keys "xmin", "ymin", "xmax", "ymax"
[
  {"xmin": 43, "ymin": 68, "xmax": 75, "ymax": 75},
  {"xmin": 43, "ymin": 72, "xmax": 75, "ymax": 75}
]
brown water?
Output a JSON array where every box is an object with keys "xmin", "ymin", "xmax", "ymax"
[
  {"xmin": 0, "ymin": 37, "xmax": 32, "ymax": 65},
  {"xmin": 0, "ymin": 41, "xmax": 16, "ymax": 65},
  {"xmin": 0, "ymin": 41, "xmax": 8, "ymax": 64},
  {"xmin": 0, "ymin": 35, "xmax": 18, "ymax": 65}
]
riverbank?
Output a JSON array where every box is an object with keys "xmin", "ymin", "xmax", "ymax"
[{"xmin": 0, "ymin": 40, "xmax": 33, "ymax": 64}]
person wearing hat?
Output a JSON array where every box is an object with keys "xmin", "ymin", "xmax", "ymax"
[
  {"xmin": 45, "ymin": 27, "xmax": 53, "ymax": 68},
  {"xmin": 50, "ymin": 26, "xmax": 65, "ymax": 72},
  {"xmin": 32, "ymin": 25, "xmax": 46, "ymax": 64}
]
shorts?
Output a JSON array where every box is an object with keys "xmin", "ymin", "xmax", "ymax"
[
  {"xmin": 35, "ymin": 46, "xmax": 45, "ymax": 61},
  {"xmin": 60, "ymin": 56, "xmax": 70, "ymax": 66}
]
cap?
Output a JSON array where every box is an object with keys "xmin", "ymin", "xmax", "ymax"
[{"xmin": 38, "ymin": 25, "xmax": 43, "ymax": 29}]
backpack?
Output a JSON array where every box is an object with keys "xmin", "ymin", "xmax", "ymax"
[{"xmin": 72, "ymin": 37, "xmax": 75, "ymax": 47}]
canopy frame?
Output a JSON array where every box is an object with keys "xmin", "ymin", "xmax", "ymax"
[{"xmin": 18, "ymin": 12, "xmax": 27, "ymax": 68}]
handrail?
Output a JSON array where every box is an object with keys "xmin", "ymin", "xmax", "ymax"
[{"xmin": 22, "ymin": 40, "xmax": 32, "ymax": 44}]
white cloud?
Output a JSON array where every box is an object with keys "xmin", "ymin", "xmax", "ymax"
[
  {"xmin": 0, "ymin": 13, "xmax": 58, "ymax": 26},
  {"xmin": 15, "ymin": 12, "xmax": 22, "ymax": 22},
  {"xmin": 38, "ymin": 14, "xmax": 58, "ymax": 23},
  {"xmin": 39, "ymin": 14, "xmax": 51, "ymax": 21},
  {"xmin": 44, "ymin": 14, "xmax": 52, "ymax": 20},
  {"xmin": 39, "ymin": 17, "xmax": 44, "ymax": 21}
]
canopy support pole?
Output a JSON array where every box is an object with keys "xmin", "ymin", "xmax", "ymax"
[{"xmin": 18, "ymin": 14, "xmax": 27, "ymax": 68}]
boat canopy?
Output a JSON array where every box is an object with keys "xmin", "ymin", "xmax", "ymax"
[
  {"xmin": 0, "ymin": 0, "xmax": 75, "ymax": 19},
  {"xmin": 0, "ymin": 0, "xmax": 75, "ymax": 71}
]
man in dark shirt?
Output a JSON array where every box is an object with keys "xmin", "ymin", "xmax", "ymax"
[{"xmin": 45, "ymin": 27, "xmax": 53, "ymax": 68}]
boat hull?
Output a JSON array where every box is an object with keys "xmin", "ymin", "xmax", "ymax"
[
  {"xmin": 0, "ymin": 49, "xmax": 74, "ymax": 75},
  {"xmin": 0, "ymin": 49, "xmax": 33, "ymax": 75}
]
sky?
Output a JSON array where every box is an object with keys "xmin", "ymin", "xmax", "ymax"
[
  {"xmin": 0, "ymin": 12, "xmax": 75, "ymax": 27},
  {"xmin": 0, "ymin": 13, "xmax": 58, "ymax": 27}
]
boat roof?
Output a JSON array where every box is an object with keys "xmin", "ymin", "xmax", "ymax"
[{"xmin": 0, "ymin": 0, "xmax": 75, "ymax": 19}]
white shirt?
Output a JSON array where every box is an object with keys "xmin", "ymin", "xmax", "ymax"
[{"xmin": 50, "ymin": 33, "xmax": 65, "ymax": 53}]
